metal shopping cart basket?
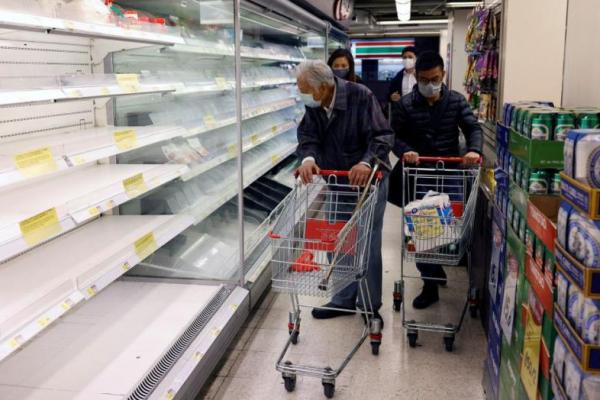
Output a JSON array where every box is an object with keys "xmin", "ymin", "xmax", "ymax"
[
  {"xmin": 391, "ymin": 156, "xmax": 481, "ymax": 352},
  {"xmin": 268, "ymin": 167, "xmax": 383, "ymax": 398}
]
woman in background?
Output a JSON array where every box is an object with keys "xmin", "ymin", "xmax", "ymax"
[{"xmin": 327, "ymin": 48, "xmax": 364, "ymax": 84}]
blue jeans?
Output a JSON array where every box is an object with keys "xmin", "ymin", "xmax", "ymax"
[{"xmin": 331, "ymin": 178, "xmax": 388, "ymax": 311}]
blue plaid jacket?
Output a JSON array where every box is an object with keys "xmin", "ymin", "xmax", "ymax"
[{"xmin": 296, "ymin": 77, "xmax": 393, "ymax": 171}]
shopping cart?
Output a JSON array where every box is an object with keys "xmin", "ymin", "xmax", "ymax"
[
  {"xmin": 268, "ymin": 167, "xmax": 383, "ymax": 398},
  {"xmin": 392, "ymin": 156, "xmax": 481, "ymax": 352}
]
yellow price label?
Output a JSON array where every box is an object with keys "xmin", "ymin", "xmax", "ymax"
[
  {"xmin": 203, "ymin": 115, "xmax": 217, "ymax": 129},
  {"xmin": 88, "ymin": 206, "xmax": 101, "ymax": 217},
  {"xmin": 215, "ymin": 77, "xmax": 228, "ymax": 90},
  {"xmin": 100, "ymin": 87, "xmax": 110, "ymax": 96},
  {"xmin": 37, "ymin": 317, "xmax": 51, "ymax": 328},
  {"xmin": 227, "ymin": 144, "xmax": 237, "ymax": 157},
  {"xmin": 229, "ymin": 304, "xmax": 238, "ymax": 312},
  {"xmin": 211, "ymin": 327, "xmax": 221, "ymax": 337},
  {"xmin": 134, "ymin": 232, "xmax": 158, "ymax": 260},
  {"xmin": 86, "ymin": 286, "xmax": 97, "ymax": 297},
  {"xmin": 520, "ymin": 307, "xmax": 542, "ymax": 400},
  {"xmin": 106, "ymin": 199, "xmax": 116, "ymax": 210},
  {"xmin": 122, "ymin": 173, "xmax": 148, "ymax": 198},
  {"xmin": 250, "ymin": 134, "xmax": 259, "ymax": 145},
  {"xmin": 73, "ymin": 155, "xmax": 86, "ymax": 166},
  {"xmin": 271, "ymin": 125, "xmax": 278, "ymax": 133},
  {"xmin": 7, "ymin": 337, "xmax": 21, "ymax": 349},
  {"xmin": 122, "ymin": 262, "xmax": 131, "ymax": 271},
  {"xmin": 271, "ymin": 154, "xmax": 280, "ymax": 165},
  {"xmin": 193, "ymin": 351, "xmax": 204, "ymax": 361},
  {"xmin": 68, "ymin": 89, "xmax": 82, "ymax": 98},
  {"xmin": 14, "ymin": 147, "xmax": 58, "ymax": 178},
  {"xmin": 116, "ymin": 73, "xmax": 140, "ymax": 93},
  {"xmin": 19, "ymin": 208, "xmax": 61, "ymax": 246},
  {"xmin": 113, "ymin": 129, "xmax": 138, "ymax": 151},
  {"xmin": 61, "ymin": 301, "xmax": 72, "ymax": 311},
  {"xmin": 166, "ymin": 390, "xmax": 175, "ymax": 400}
]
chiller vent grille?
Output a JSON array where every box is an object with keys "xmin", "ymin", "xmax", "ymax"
[{"xmin": 128, "ymin": 286, "xmax": 233, "ymax": 400}]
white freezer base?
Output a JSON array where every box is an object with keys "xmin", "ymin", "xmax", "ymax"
[{"xmin": 0, "ymin": 281, "xmax": 222, "ymax": 399}]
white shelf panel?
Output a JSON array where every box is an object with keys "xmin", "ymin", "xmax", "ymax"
[
  {"xmin": 0, "ymin": 75, "xmax": 178, "ymax": 107},
  {"xmin": 0, "ymin": 214, "xmax": 193, "ymax": 363},
  {"xmin": 181, "ymin": 121, "xmax": 297, "ymax": 181},
  {"xmin": 0, "ymin": 125, "xmax": 186, "ymax": 190},
  {"xmin": 0, "ymin": 11, "xmax": 185, "ymax": 45},
  {"xmin": 0, "ymin": 163, "xmax": 188, "ymax": 264},
  {"xmin": 0, "ymin": 280, "xmax": 219, "ymax": 398},
  {"xmin": 188, "ymin": 142, "xmax": 297, "ymax": 224},
  {"xmin": 168, "ymin": 43, "xmax": 305, "ymax": 62},
  {"xmin": 184, "ymin": 98, "xmax": 297, "ymax": 138}
]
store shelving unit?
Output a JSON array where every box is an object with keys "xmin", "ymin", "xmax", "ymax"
[{"xmin": 0, "ymin": 0, "xmax": 340, "ymax": 398}]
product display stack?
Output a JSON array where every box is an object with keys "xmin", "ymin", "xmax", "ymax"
[
  {"xmin": 464, "ymin": 4, "xmax": 500, "ymax": 123},
  {"xmin": 553, "ymin": 126, "xmax": 600, "ymax": 398},
  {"xmin": 490, "ymin": 101, "xmax": 574, "ymax": 400}
]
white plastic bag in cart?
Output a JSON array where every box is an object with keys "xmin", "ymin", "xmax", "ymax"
[{"xmin": 403, "ymin": 191, "xmax": 457, "ymax": 253}]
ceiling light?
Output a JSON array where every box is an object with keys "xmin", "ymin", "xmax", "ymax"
[
  {"xmin": 377, "ymin": 19, "xmax": 449, "ymax": 26},
  {"xmin": 446, "ymin": 1, "xmax": 483, "ymax": 8},
  {"xmin": 395, "ymin": 0, "xmax": 411, "ymax": 22}
]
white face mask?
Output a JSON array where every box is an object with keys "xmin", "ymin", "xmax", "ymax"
[
  {"xmin": 403, "ymin": 58, "xmax": 416, "ymax": 70},
  {"xmin": 299, "ymin": 92, "xmax": 321, "ymax": 108}
]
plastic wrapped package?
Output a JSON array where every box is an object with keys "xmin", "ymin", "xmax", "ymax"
[
  {"xmin": 556, "ymin": 272, "xmax": 570, "ymax": 314},
  {"xmin": 583, "ymin": 298, "xmax": 600, "ymax": 346},
  {"xmin": 568, "ymin": 284, "xmax": 584, "ymax": 334},
  {"xmin": 553, "ymin": 336, "xmax": 567, "ymax": 386}
]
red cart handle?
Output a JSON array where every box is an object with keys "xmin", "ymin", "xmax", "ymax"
[
  {"xmin": 404, "ymin": 155, "xmax": 483, "ymax": 165},
  {"xmin": 295, "ymin": 169, "xmax": 384, "ymax": 180}
]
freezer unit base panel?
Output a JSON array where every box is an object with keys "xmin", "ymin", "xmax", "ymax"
[{"xmin": 0, "ymin": 281, "xmax": 224, "ymax": 399}]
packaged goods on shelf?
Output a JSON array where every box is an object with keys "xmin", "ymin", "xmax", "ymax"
[
  {"xmin": 564, "ymin": 130, "xmax": 600, "ymax": 187},
  {"xmin": 557, "ymin": 201, "xmax": 600, "ymax": 269}
]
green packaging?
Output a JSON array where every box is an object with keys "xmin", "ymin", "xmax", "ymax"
[
  {"xmin": 528, "ymin": 170, "xmax": 548, "ymax": 194},
  {"xmin": 554, "ymin": 111, "xmax": 575, "ymax": 141},
  {"xmin": 577, "ymin": 110, "xmax": 600, "ymax": 129},
  {"xmin": 529, "ymin": 111, "xmax": 554, "ymax": 140}
]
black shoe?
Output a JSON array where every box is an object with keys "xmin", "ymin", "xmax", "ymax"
[
  {"xmin": 412, "ymin": 283, "xmax": 439, "ymax": 309},
  {"xmin": 361, "ymin": 310, "xmax": 384, "ymax": 330},
  {"xmin": 311, "ymin": 302, "xmax": 355, "ymax": 319}
]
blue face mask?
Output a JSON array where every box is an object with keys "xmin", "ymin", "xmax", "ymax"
[
  {"xmin": 332, "ymin": 68, "xmax": 349, "ymax": 79},
  {"xmin": 299, "ymin": 92, "xmax": 321, "ymax": 108}
]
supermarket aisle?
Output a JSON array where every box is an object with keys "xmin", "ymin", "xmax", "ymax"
[{"xmin": 199, "ymin": 205, "xmax": 487, "ymax": 400}]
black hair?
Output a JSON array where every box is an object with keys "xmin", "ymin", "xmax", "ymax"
[
  {"xmin": 401, "ymin": 46, "xmax": 417, "ymax": 57},
  {"xmin": 415, "ymin": 50, "xmax": 444, "ymax": 72},
  {"xmin": 327, "ymin": 48, "xmax": 359, "ymax": 83}
]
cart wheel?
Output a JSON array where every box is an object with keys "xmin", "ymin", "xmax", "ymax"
[
  {"xmin": 371, "ymin": 342, "xmax": 380, "ymax": 355},
  {"xmin": 444, "ymin": 336, "xmax": 455, "ymax": 352},
  {"xmin": 322, "ymin": 382, "xmax": 335, "ymax": 398},
  {"xmin": 469, "ymin": 304, "xmax": 478, "ymax": 319},
  {"xmin": 290, "ymin": 330, "xmax": 299, "ymax": 345},
  {"xmin": 407, "ymin": 332, "xmax": 418, "ymax": 348},
  {"xmin": 283, "ymin": 375, "xmax": 296, "ymax": 392}
]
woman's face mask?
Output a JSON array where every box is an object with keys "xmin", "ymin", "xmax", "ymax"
[{"xmin": 332, "ymin": 68, "xmax": 349, "ymax": 79}]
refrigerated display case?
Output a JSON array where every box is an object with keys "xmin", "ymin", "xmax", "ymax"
[{"xmin": 0, "ymin": 0, "xmax": 346, "ymax": 398}]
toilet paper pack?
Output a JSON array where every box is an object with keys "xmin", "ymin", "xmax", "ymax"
[
  {"xmin": 556, "ymin": 271, "xmax": 570, "ymax": 314},
  {"xmin": 583, "ymin": 298, "xmax": 600, "ymax": 346},
  {"xmin": 565, "ymin": 355, "xmax": 584, "ymax": 400},
  {"xmin": 568, "ymin": 284, "xmax": 584, "ymax": 334},
  {"xmin": 557, "ymin": 201, "xmax": 600, "ymax": 268},
  {"xmin": 553, "ymin": 336, "xmax": 567, "ymax": 385},
  {"xmin": 582, "ymin": 374, "xmax": 600, "ymax": 400},
  {"xmin": 564, "ymin": 129, "xmax": 600, "ymax": 187}
]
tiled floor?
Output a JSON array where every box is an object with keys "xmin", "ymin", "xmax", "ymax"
[{"xmin": 199, "ymin": 205, "xmax": 487, "ymax": 400}]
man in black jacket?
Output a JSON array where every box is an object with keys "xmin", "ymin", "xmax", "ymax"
[{"xmin": 391, "ymin": 51, "xmax": 482, "ymax": 309}]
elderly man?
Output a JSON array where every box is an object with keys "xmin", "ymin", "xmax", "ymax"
[{"xmin": 295, "ymin": 60, "xmax": 394, "ymax": 326}]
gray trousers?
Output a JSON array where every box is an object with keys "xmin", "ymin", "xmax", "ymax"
[{"xmin": 331, "ymin": 178, "xmax": 388, "ymax": 311}]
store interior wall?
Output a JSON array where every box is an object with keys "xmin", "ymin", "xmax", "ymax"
[
  {"xmin": 561, "ymin": 0, "xmax": 600, "ymax": 107},
  {"xmin": 439, "ymin": 28, "xmax": 449, "ymax": 83},
  {"xmin": 449, "ymin": 9, "xmax": 470, "ymax": 96},
  {"xmin": 501, "ymin": 0, "xmax": 567, "ymax": 105}
]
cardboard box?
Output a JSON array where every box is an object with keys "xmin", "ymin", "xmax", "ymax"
[
  {"xmin": 509, "ymin": 128, "xmax": 564, "ymax": 169},
  {"xmin": 499, "ymin": 343, "xmax": 522, "ymax": 400},
  {"xmin": 526, "ymin": 255, "xmax": 554, "ymax": 316},
  {"xmin": 560, "ymin": 172, "xmax": 600, "ymax": 220},
  {"xmin": 554, "ymin": 305, "xmax": 600, "ymax": 373},
  {"xmin": 555, "ymin": 241, "xmax": 600, "ymax": 299}
]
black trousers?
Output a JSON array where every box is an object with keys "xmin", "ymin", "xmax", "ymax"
[{"xmin": 416, "ymin": 262, "xmax": 445, "ymax": 284}]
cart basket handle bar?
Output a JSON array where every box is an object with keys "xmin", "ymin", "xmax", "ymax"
[
  {"xmin": 294, "ymin": 169, "xmax": 384, "ymax": 180},
  {"xmin": 403, "ymin": 155, "xmax": 483, "ymax": 165}
]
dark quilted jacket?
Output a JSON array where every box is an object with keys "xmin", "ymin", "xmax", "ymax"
[{"xmin": 390, "ymin": 84, "xmax": 483, "ymax": 157}]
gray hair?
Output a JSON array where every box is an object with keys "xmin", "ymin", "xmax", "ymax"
[{"xmin": 295, "ymin": 60, "xmax": 335, "ymax": 90}]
